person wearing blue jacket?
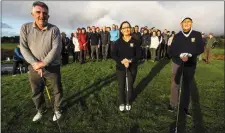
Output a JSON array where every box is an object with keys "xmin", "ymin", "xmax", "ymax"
[
  {"xmin": 110, "ymin": 24, "xmax": 119, "ymax": 54},
  {"xmin": 12, "ymin": 45, "xmax": 27, "ymax": 75}
]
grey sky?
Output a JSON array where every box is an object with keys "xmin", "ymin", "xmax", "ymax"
[{"xmin": 1, "ymin": 1, "xmax": 224, "ymax": 36}]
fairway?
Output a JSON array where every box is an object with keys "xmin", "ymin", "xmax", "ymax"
[{"xmin": 1, "ymin": 56, "xmax": 224, "ymax": 133}]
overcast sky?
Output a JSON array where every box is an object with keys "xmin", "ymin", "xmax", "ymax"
[{"xmin": 1, "ymin": 1, "xmax": 224, "ymax": 37}]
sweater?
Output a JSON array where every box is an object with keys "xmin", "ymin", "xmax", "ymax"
[
  {"xmin": 169, "ymin": 30, "xmax": 204, "ymax": 66},
  {"xmin": 111, "ymin": 37, "xmax": 142, "ymax": 70}
]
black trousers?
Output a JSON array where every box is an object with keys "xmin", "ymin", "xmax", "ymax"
[
  {"xmin": 141, "ymin": 46, "xmax": 148, "ymax": 60},
  {"xmin": 102, "ymin": 44, "xmax": 109, "ymax": 60},
  {"xmin": 12, "ymin": 60, "xmax": 28, "ymax": 74},
  {"xmin": 74, "ymin": 52, "xmax": 80, "ymax": 62},
  {"xmin": 116, "ymin": 67, "xmax": 137, "ymax": 105},
  {"xmin": 61, "ymin": 53, "xmax": 69, "ymax": 65},
  {"xmin": 176, "ymin": 65, "xmax": 196, "ymax": 110},
  {"xmin": 80, "ymin": 50, "xmax": 87, "ymax": 63}
]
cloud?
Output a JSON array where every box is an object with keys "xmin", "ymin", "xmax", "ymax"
[
  {"xmin": 1, "ymin": 22, "xmax": 12, "ymax": 29},
  {"xmin": 2, "ymin": 1, "xmax": 224, "ymax": 36}
]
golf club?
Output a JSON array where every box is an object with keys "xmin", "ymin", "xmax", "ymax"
[
  {"xmin": 40, "ymin": 69, "xmax": 62, "ymax": 133},
  {"xmin": 174, "ymin": 53, "xmax": 192, "ymax": 133},
  {"xmin": 125, "ymin": 68, "xmax": 131, "ymax": 111}
]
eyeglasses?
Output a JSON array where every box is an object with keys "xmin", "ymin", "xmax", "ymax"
[{"xmin": 121, "ymin": 27, "xmax": 131, "ymax": 30}]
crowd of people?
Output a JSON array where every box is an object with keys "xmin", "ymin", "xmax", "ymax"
[
  {"xmin": 60, "ymin": 24, "xmax": 216, "ymax": 65},
  {"xmin": 60, "ymin": 25, "xmax": 177, "ymax": 65}
]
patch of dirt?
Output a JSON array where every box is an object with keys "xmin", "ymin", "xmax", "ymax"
[{"xmin": 213, "ymin": 54, "xmax": 224, "ymax": 60}]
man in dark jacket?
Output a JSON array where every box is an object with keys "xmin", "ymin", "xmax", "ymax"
[
  {"xmin": 132, "ymin": 25, "xmax": 142, "ymax": 45},
  {"xmin": 61, "ymin": 32, "xmax": 70, "ymax": 65},
  {"xmin": 100, "ymin": 26, "xmax": 110, "ymax": 60},
  {"xmin": 168, "ymin": 17, "xmax": 204, "ymax": 117},
  {"xmin": 141, "ymin": 28, "xmax": 151, "ymax": 61},
  {"xmin": 162, "ymin": 29, "xmax": 169, "ymax": 58},
  {"xmin": 89, "ymin": 26, "xmax": 101, "ymax": 61}
]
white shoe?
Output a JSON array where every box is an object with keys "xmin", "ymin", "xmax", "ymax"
[
  {"xmin": 32, "ymin": 112, "xmax": 43, "ymax": 122},
  {"xmin": 119, "ymin": 104, "xmax": 125, "ymax": 111},
  {"xmin": 53, "ymin": 111, "xmax": 62, "ymax": 121},
  {"xmin": 126, "ymin": 104, "xmax": 131, "ymax": 111}
]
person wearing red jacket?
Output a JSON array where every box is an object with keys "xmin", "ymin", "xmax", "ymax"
[{"xmin": 78, "ymin": 27, "xmax": 88, "ymax": 64}]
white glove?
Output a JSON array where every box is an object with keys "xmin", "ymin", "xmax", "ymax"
[{"xmin": 180, "ymin": 53, "xmax": 192, "ymax": 58}]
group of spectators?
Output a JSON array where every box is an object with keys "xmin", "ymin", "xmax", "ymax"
[{"xmin": 60, "ymin": 24, "xmax": 179, "ymax": 65}]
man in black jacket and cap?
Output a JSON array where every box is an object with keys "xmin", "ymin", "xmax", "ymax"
[{"xmin": 168, "ymin": 17, "xmax": 204, "ymax": 117}]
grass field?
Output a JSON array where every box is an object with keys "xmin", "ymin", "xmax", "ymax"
[
  {"xmin": 1, "ymin": 56, "xmax": 224, "ymax": 133},
  {"xmin": 1, "ymin": 43, "xmax": 18, "ymax": 50}
]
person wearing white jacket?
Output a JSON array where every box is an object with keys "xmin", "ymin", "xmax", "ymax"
[
  {"xmin": 73, "ymin": 32, "xmax": 80, "ymax": 62},
  {"xmin": 150, "ymin": 31, "xmax": 159, "ymax": 62}
]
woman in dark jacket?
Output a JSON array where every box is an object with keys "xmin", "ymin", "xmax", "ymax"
[
  {"xmin": 141, "ymin": 28, "xmax": 151, "ymax": 61},
  {"xmin": 156, "ymin": 30, "xmax": 163, "ymax": 60},
  {"xmin": 111, "ymin": 21, "xmax": 141, "ymax": 111}
]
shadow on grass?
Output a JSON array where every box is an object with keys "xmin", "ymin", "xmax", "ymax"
[
  {"xmin": 62, "ymin": 72, "xmax": 117, "ymax": 112},
  {"xmin": 62, "ymin": 60, "xmax": 146, "ymax": 113},
  {"xmin": 131, "ymin": 59, "xmax": 170, "ymax": 103},
  {"xmin": 169, "ymin": 79, "xmax": 205, "ymax": 133}
]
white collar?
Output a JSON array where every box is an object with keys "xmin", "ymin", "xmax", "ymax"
[{"xmin": 181, "ymin": 28, "xmax": 192, "ymax": 37}]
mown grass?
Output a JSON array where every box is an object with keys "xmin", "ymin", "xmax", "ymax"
[
  {"xmin": 1, "ymin": 43, "xmax": 18, "ymax": 50},
  {"xmin": 1, "ymin": 56, "xmax": 224, "ymax": 133}
]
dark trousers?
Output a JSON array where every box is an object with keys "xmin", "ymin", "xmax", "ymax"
[
  {"xmin": 110, "ymin": 41, "xmax": 116, "ymax": 58},
  {"xmin": 176, "ymin": 65, "xmax": 196, "ymax": 110},
  {"xmin": 28, "ymin": 65, "xmax": 63, "ymax": 112},
  {"xmin": 142, "ymin": 46, "xmax": 148, "ymax": 60},
  {"xmin": 74, "ymin": 52, "xmax": 80, "ymax": 62},
  {"xmin": 12, "ymin": 60, "xmax": 27, "ymax": 74},
  {"xmin": 102, "ymin": 44, "xmax": 109, "ymax": 60},
  {"xmin": 116, "ymin": 68, "xmax": 137, "ymax": 105},
  {"xmin": 91, "ymin": 45, "xmax": 99, "ymax": 60},
  {"xmin": 87, "ymin": 43, "xmax": 91, "ymax": 59},
  {"xmin": 61, "ymin": 53, "xmax": 69, "ymax": 65},
  {"xmin": 70, "ymin": 50, "xmax": 75, "ymax": 62},
  {"xmin": 80, "ymin": 50, "xmax": 86, "ymax": 63},
  {"xmin": 156, "ymin": 44, "xmax": 161, "ymax": 60},
  {"xmin": 205, "ymin": 48, "xmax": 212, "ymax": 63},
  {"xmin": 160, "ymin": 43, "xmax": 167, "ymax": 58}
]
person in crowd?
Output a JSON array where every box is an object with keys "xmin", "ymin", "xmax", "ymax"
[
  {"xmin": 73, "ymin": 32, "xmax": 80, "ymax": 62},
  {"xmin": 150, "ymin": 31, "xmax": 160, "ymax": 62},
  {"xmin": 132, "ymin": 25, "xmax": 142, "ymax": 45},
  {"xmin": 141, "ymin": 28, "xmax": 151, "ymax": 61},
  {"xmin": 61, "ymin": 32, "xmax": 70, "ymax": 65},
  {"xmin": 100, "ymin": 26, "xmax": 110, "ymax": 60},
  {"xmin": 78, "ymin": 27, "xmax": 88, "ymax": 64},
  {"xmin": 12, "ymin": 44, "xmax": 28, "ymax": 76},
  {"xmin": 89, "ymin": 26, "xmax": 101, "ymax": 61},
  {"xmin": 204, "ymin": 33, "xmax": 216, "ymax": 64},
  {"xmin": 156, "ymin": 30, "xmax": 163, "ymax": 60}
]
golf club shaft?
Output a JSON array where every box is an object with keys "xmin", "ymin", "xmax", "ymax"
[
  {"xmin": 42, "ymin": 77, "xmax": 62, "ymax": 133},
  {"xmin": 126, "ymin": 68, "xmax": 129, "ymax": 105},
  {"xmin": 175, "ymin": 62, "xmax": 184, "ymax": 132}
]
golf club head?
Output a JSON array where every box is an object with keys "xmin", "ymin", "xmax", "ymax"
[{"xmin": 126, "ymin": 104, "xmax": 131, "ymax": 111}]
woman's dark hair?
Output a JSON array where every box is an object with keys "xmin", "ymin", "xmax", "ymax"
[
  {"xmin": 119, "ymin": 21, "xmax": 132, "ymax": 39},
  {"xmin": 157, "ymin": 30, "xmax": 161, "ymax": 36},
  {"xmin": 81, "ymin": 27, "xmax": 86, "ymax": 33}
]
